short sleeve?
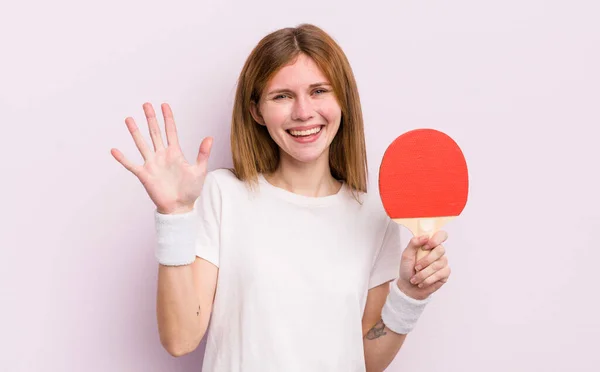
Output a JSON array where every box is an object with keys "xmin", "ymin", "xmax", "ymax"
[
  {"xmin": 368, "ymin": 219, "xmax": 403, "ymax": 289},
  {"xmin": 194, "ymin": 172, "xmax": 221, "ymax": 267}
]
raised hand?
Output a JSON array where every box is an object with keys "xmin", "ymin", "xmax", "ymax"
[
  {"xmin": 397, "ymin": 231, "xmax": 451, "ymax": 300},
  {"xmin": 110, "ymin": 102, "xmax": 213, "ymax": 215}
]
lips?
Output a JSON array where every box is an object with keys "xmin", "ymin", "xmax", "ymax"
[
  {"xmin": 287, "ymin": 126, "xmax": 322, "ymax": 137},
  {"xmin": 286, "ymin": 125, "xmax": 324, "ymax": 143}
]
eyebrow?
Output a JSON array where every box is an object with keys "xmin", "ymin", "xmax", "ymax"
[{"xmin": 267, "ymin": 82, "xmax": 331, "ymax": 95}]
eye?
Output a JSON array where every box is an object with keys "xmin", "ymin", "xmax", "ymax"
[
  {"xmin": 273, "ymin": 94, "xmax": 288, "ymax": 100},
  {"xmin": 313, "ymin": 88, "xmax": 329, "ymax": 95}
]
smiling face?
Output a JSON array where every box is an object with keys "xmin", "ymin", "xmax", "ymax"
[{"xmin": 251, "ymin": 53, "xmax": 342, "ymax": 166}]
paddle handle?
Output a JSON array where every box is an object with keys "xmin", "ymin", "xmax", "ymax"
[{"xmin": 393, "ymin": 216, "xmax": 455, "ymax": 261}]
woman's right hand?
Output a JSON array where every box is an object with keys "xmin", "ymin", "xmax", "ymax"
[{"xmin": 110, "ymin": 102, "xmax": 213, "ymax": 215}]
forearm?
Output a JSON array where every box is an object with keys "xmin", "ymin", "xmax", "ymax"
[
  {"xmin": 363, "ymin": 319, "xmax": 407, "ymax": 372},
  {"xmin": 156, "ymin": 263, "xmax": 206, "ymax": 356},
  {"xmin": 363, "ymin": 279, "xmax": 431, "ymax": 371}
]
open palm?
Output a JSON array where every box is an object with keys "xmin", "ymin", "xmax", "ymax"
[{"xmin": 110, "ymin": 102, "xmax": 213, "ymax": 214}]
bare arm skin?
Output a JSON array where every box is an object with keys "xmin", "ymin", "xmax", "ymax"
[
  {"xmin": 362, "ymin": 232, "xmax": 452, "ymax": 371},
  {"xmin": 110, "ymin": 102, "xmax": 218, "ymax": 356},
  {"xmin": 362, "ymin": 281, "xmax": 408, "ymax": 372},
  {"xmin": 156, "ymin": 257, "xmax": 218, "ymax": 356}
]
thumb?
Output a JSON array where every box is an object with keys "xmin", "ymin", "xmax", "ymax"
[
  {"xmin": 402, "ymin": 235, "xmax": 429, "ymax": 262},
  {"xmin": 399, "ymin": 234, "xmax": 429, "ymax": 279},
  {"xmin": 196, "ymin": 136, "xmax": 213, "ymax": 165}
]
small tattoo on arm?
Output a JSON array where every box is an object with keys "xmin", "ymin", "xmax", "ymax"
[{"xmin": 366, "ymin": 319, "xmax": 387, "ymax": 340}]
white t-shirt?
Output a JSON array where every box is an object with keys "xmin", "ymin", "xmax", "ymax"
[{"xmin": 194, "ymin": 168, "xmax": 403, "ymax": 372}]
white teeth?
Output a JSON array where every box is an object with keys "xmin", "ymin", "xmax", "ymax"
[{"xmin": 289, "ymin": 126, "xmax": 322, "ymax": 137}]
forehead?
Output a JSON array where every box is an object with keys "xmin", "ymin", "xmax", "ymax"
[{"xmin": 266, "ymin": 54, "xmax": 328, "ymax": 89}]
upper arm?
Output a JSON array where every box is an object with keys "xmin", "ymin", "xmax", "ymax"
[
  {"xmin": 361, "ymin": 280, "xmax": 391, "ymax": 337},
  {"xmin": 362, "ymin": 218, "xmax": 403, "ymax": 336}
]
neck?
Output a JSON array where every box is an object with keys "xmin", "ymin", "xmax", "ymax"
[{"xmin": 265, "ymin": 150, "xmax": 342, "ymax": 197}]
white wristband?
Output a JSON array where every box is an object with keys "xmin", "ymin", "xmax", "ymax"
[
  {"xmin": 154, "ymin": 209, "xmax": 197, "ymax": 266},
  {"xmin": 381, "ymin": 279, "xmax": 432, "ymax": 334}
]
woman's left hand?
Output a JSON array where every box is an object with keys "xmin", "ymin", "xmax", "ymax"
[{"xmin": 397, "ymin": 231, "xmax": 451, "ymax": 300}]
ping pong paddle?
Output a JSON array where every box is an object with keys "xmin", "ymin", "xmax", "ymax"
[{"xmin": 378, "ymin": 128, "xmax": 469, "ymax": 261}]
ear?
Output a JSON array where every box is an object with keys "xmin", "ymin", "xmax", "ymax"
[{"xmin": 250, "ymin": 101, "xmax": 266, "ymax": 126}]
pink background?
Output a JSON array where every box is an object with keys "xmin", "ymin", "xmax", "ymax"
[{"xmin": 2, "ymin": 0, "xmax": 599, "ymax": 371}]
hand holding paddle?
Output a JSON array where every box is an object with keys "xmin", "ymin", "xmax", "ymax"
[
  {"xmin": 397, "ymin": 230, "xmax": 451, "ymax": 300},
  {"xmin": 110, "ymin": 102, "xmax": 213, "ymax": 215},
  {"xmin": 378, "ymin": 128, "xmax": 469, "ymax": 261}
]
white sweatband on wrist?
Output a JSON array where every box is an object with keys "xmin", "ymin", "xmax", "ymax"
[
  {"xmin": 154, "ymin": 209, "xmax": 197, "ymax": 266},
  {"xmin": 381, "ymin": 279, "xmax": 432, "ymax": 334}
]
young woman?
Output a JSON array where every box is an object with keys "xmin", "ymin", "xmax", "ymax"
[{"xmin": 111, "ymin": 23, "xmax": 451, "ymax": 371}]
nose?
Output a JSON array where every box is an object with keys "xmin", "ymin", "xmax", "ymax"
[{"xmin": 291, "ymin": 95, "xmax": 314, "ymax": 122}]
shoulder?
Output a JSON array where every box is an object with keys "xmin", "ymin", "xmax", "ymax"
[
  {"xmin": 203, "ymin": 168, "xmax": 255, "ymax": 202},
  {"xmin": 346, "ymin": 184, "xmax": 387, "ymax": 216},
  {"xmin": 340, "ymin": 184, "xmax": 392, "ymax": 231},
  {"xmin": 206, "ymin": 168, "xmax": 242, "ymax": 187}
]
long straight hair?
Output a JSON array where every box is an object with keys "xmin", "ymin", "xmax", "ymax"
[{"xmin": 230, "ymin": 24, "xmax": 368, "ymax": 197}]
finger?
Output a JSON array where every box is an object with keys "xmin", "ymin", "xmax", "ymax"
[
  {"xmin": 196, "ymin": 136, "xmax": 213, "ymax": 167},
  {"xmin": 125, "ymin": 116, "xmax": 153, "ymax": 161},
  {"xmin": 411, "ymin": 255, "xmax": 448, "ymax": 285},
  {"xmin": 143, "ymin": 102, "xmax": 166, "ymax": 151},
  {"xmin": 417, "ymin": 266, "xmax": 451, "ymax": 288},
  {"xmin": 407, "ymin": 235, "xmax": 429, "ymax": 253},
  {"xmin": 421, "ymin": 230, "xmax": 448, "ymax": 251},
  {"xmin": 110, "ymin": 148, "xmax": 142, "ymax": 176},
  {"xmin": 161, "ymin": 103, "xmax": 180, "ymax": 148},
  {"xmin": 425, "ymin": 280, "xmax": 445, "ymax": 293},
  {"xmin": 415, "ymin": 243, "xmax": 446, "ymax": 271}
]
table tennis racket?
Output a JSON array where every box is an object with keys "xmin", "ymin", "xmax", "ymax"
[{"xmin": 378, "ymin": 128, "xmax": 469, "ymax": 261}]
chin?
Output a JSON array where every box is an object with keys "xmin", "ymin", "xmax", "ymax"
[
  {"xmin": 280, "ymin": 145, "xmax": 330, "ymax": 165},
  {"xmin": 291, "ymin": 152, "xmax": 326, "ymax": 164}
]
